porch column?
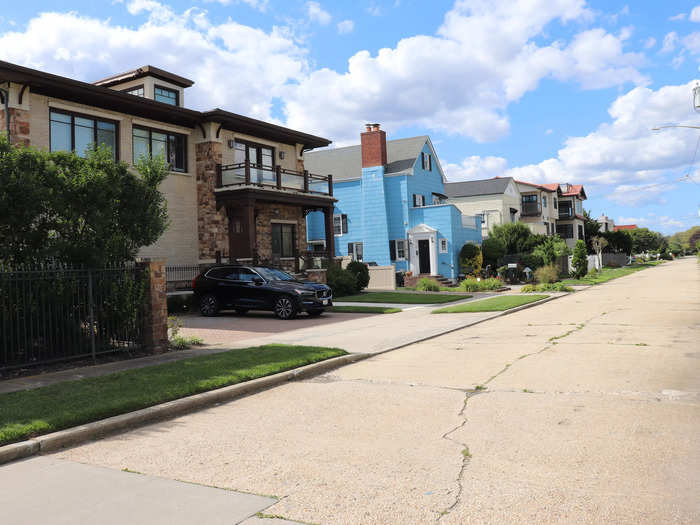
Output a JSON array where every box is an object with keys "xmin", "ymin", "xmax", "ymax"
[
  {"xmin": 246, "ymin": 200, "xmax": 256, "ymax": 261},
  {"xmin": 324, "ymin": 206, "xmax": 335, "ymax": 261}
]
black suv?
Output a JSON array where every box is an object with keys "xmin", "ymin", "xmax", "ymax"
[{"xmin": 192, "ymin": 265, "xmax": 332, "ymax": 320}]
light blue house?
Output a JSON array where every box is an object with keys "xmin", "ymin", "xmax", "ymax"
[{"xmin": 304, "ymin": 124, "xmax": 481, "ymax": 281}]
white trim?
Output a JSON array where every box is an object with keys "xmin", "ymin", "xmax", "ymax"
[
  {"xmin": 408, "ymin": 228, "xmax": 437, "ymax": 275},
  {"xmin": 395, "ymin": 239, "xmax": 407, "ymax": 261},
  {"xmin": 439, "ymin": 238, "xmax": 448, "ymax": 253},
  {"xmin": 48, "ymin": 101, "xmax": 125, "ymax": 121},
  {"xmin": 131, "ymin": 118, "xmax": 194, "ymax": 135}
]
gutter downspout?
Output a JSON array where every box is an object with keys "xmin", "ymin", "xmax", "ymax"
[{"xmin": 0, "ymin": 82, "xmax": 9, "ymax": 142}]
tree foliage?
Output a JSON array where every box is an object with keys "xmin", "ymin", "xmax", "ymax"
[
  {"xmin": 481, "ymin": 236, "xmax": 506, "ymax": 268},
  {"xmin": 0, "ymin": 136, "xmax": 169, "ymax": 267},
  {"xmin": 601, "ymin": 230, "xmax": 633, "ymax": 255},
  {"xmin": 571, "ymin": 239, "xmax": 588, "ymax": 279},
  {"xmin": 346, "ymin": 261, "xmax": 370, "ymax": 290},
  {"xmin": 629, "ymin": 228, "xmax": 667, "ymax": 254},
  {"xmin": 582, "ymin": 210, "xmax": 601, "ymax": 254},
  {"xmin": 459, "ymin": 242, "xmax": 482, "ymax": 274},
  {"xmin": 490, "ymin": 222, "xmax": 534, "ymax": 253},
  {"xmin": 532, "ymin": 235, "xmax": 569, "ymax": 265}
]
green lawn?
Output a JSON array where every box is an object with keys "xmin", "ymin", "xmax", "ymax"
[
  {"xmin": 330, "ymin": 306, "xmax": 402, "ymax": 314},
  {"xmin": 337, "ymin": 292, "xmax": 472, "ymax": 304},
  {"xmin": 0, "ymin": 344, "xmax": 346, "ymax": 446},
  {"xmin": 432, "ymin": 295, "xmax": 549, "ymax": 313},
  {"xmin": 561, "ymin": 262, "xmax": 663, "ymax": 285}
]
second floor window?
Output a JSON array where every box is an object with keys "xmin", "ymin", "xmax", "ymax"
[
  {"xmin": 133, "ymin": 126, "xmax": 187, "ymax": 172},
  {"xmin": 542, "ymin": 195, "xmax": 547, "ymax": 208},
  {"xmin": 421, "ymin": 152, "xmax": 432, "ymax": 171},
  {"xmin": 333, "ymin": 214, "xmax": 348, "ymax": 235},
  {"xmin": 522, "ymin": 194, "xmax": 537, "ymax": 203},
  {"xmin": 50, "ymin": 109, "xmax": 117, "ymax": 161},
  {"xmin": 413, "ymin": 194, "xmax": 426, "ymax": 207},
  {"xmin": 556, "ymin": 223, "xmax": 574, "ymax": 239},
  {"xmin": 154, "ymin": 85, "xmax": 178, "ymax": 106},
  {"xmin": 123, "ymin": 86, "xmax": 144, "ymax": 97}
]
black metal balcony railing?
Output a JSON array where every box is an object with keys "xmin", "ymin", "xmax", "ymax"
[
  {"xmin": 217, "ymin": 160, "xmax": 333, "ymax": 197},
  {"xmin": 558, "ymin": 208, "xmax": 574, "ymax": 219},
  {"xmin": 521, "ymin": 202, "xmax": 542, "ymax": 217}
]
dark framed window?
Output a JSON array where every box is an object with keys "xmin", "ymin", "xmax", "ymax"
[
  {"xmin": 154, "ymin": 85, "xmax": 178, "ymax": 106},
  {"xmin": 348, "ymin": 242, "xmax": 363, "ymax": 261},
  {"xmin": 578, "ymin": 224, "xmax": 584, "ymax": 239},
  {"xmin": 522, "ymin": 194, "xmax": 537, "ymax": 203},
  {"xmin": 333, "ymin": 214, "xmax": 348, "ymax": 235},
  {"xmin": 132, "ymin": 126, "xmax": 187, "ymax": 172},
  {"xmin": 413, "ymin": 194, "xmax": 426, "ymax": 207},
  {"xmin": 272, "ymin": 223, "xmax": 296, "ymax": 257},
  {"xmin": 556, "ymin": 224, "xmax": 574, "ymax": 239},
  {"xmin": 542, "ymin": 195, "xmax": 547, "ymax": 208},
  {"xmin": 122, "ymin": 85, "xmax": 144, "ymax": 97},
  {"xmin": 50, "ymin": 109, "xmax": 118, "ymax": 161},
  {"xmin": 554, "ymin": 198, "xmax": 558, "ymax": 209},
  {"xmin": 234, "ymin": 139, "xmax": 274, "ymax": 168}
]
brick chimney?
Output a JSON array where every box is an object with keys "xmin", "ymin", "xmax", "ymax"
[{"xmin": 360, "ymin": 123, "xmax": 387, "ymax": 168}]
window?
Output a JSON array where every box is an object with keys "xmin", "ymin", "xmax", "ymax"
[
  {"xmin": 50, "ymin": 110, "xmax": 118, "ymax": 160},
  {"xmin": 389, "ymin": 239, "xmax": 407, "ymax": 261},
  {"xmin": 133, "ymin": 126, "xmax": 187, "ymax": 172},
  {"xmin": 554, "ymin": 198, "xmax": 558, "ymax": 209},
  {"xmin": 412, "ymin": 194, "xmax": 426, "ymax": 207},
  {"xmin": 333, "ymin": 214, "xmax": 348, "ymax": 235},
  {"xmin": 578, "ymin": 224, "xmax": 584, "ymax": 240},
  {"xmin": 154, "ymin": 85, "xmax": 178, "ymax": 106},
  {"xmin": 575, "ymin": 200, "xmax": 583, "ymax": 215},
  {"xmin": 542, "ymin": 195, "xmax": 547, "ymax": 208},
  {"xmin": 348, "ymin": 242, "xmax": 363, "ymax": 261},
  {"xmin": 522, "ymin": 194, "xmax": 537, "ymax": 203},
  {"xmin": 272, "ymin": 223, "xmax": 296, "ymax": 257},
  {"xmin": 122, "ymin": 85, "xmax": 144, "ymax": 97},
  {"xmin": 556, "ymin": 223, "xmax": 574, "ymax": 239},
  {"xmin": 234, "ymin": 140, "xmax": 274, "ymax": 167},
  {"xmin": 439, "ymin": 238, "xmax": 448, "ymax": 253},
  {"xmin": 421, "ymin": 152, "xmax": 432, "ymax": 171}
]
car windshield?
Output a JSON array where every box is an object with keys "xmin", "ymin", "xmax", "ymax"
[{"xmin": 254, "ymin": 267, "xmax": 296, "ymax": 281}]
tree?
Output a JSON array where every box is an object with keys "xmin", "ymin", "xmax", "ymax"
[
  {"xmin": 583, "ymin": 210, "xmax": 601, "ymax": 254},
  {"xmin": 532, "ymin": 235, "xmax": 570, "ymax": 265},
  {"xmin": 0, "ymin": 136, "xmax": 169, "ymax": 267},
  {"xmin": 481, "ymin": 236, "xmax": 506, "ymax": 268},
  {"xmin": 602, "ymin": 230, "xmax": 633, "ymax": 255},
  {"xmin": 490, "ymin": 222, "xmax": 533, "ymax": 253},
  {"xmin": 571, "ymin": 239, "xmax": 588, "ymax": 278},
  {"xmin": 346, "ymin": 261, "xmax": 370, "ymax": 290},
  {"xmin": 591, "ymin": 236, "xmax": 608, "ymax": 269},
  {"xmin": 459, "ymin": 242, "xmax": 482, "ymax": 274},
  {"xmin": 629, "ymin": 228, "xmax": 666, "ymax": 254}
]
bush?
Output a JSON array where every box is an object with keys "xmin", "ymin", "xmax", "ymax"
[
  {"xmin": 571, "ymin": 240, "xmax": 588, "ymax": 279},
  {"xmin": 167, "ymin": 294, "xmax": 197, "ymax": 314},
  {"xmin": 346, "ymin": 261, "xmax": 370, "ymax": 290},
  {"xmin": 534, "ymin": 264, "xmax": 559, "ymax": 284},
  {"xmin": 395, "ymin": 271, "xmax": 405, "ymax": 288},
  {"xmin": 327, "ymin": 264, "xmax": 360, "ymax": 297},
  {"xmin": 520, "ymin": 253, "xmax": 544, "ymax": 270},
  {"xmin": 416, "ymin": 277, "xmax": 440, "ymax": 291},
  {"xmin": 459, "ymin": 243, "xmax": 483, "ymax": 274},
  {"xmin": 458, "ymin": 277, "xmax": 503, "ymax": 292},
  {"xmin": 532, "ymin": 235, "xmax": 569, "ymax": 265},
  {"xmin": 481, "ymin": 237, "xmax": 506, "ymax": 269},
  {"xmin": 522, "ymin": 282, "xmax": 574, "ymax": 293},
  {"xmin": 167, "ymin": 316, "xmax": 204, "ymax": 350}
]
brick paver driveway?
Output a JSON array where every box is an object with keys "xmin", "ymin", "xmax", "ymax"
[{"xmin": 57, "ymin": 259, "xmax": 700, "ymax": 524}]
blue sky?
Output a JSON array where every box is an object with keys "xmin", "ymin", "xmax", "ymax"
[{"xmin": 1, "ymin": 0, "xmax": 699, "ymax": 233}]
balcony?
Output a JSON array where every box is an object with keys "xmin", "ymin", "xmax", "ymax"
[
  {"xmin": 521, "ymin": 202, "xmax": 542, "ymax": 217},
  {"xmin": 217, "ymin": 160, "xmax": 333, "ymax": 197},
  {"xmin": 558, "ymin": 208, "xmax": 574, "ymax": 219}
]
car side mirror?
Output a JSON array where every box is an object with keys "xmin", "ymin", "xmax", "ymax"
[{"xmin": 252, "ymin": 276, "xmax": 264, "ymax": 285}]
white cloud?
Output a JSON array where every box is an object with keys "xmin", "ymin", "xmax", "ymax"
[
  {"xmin": 443, "ymin": 156, "xmax": 508, "ymax": 181},
  {"xmin": 661, "ymin": 31, "xmax": 679, "ymax": 54},
  {"xmin": 285, "ymin": 0, "xmax": 647, "ymax": 144},
  {"xmin": 305, "ymin": 1, "xmax": 332, "ymax": 25},
  {"xmin": 0, "ymin": 10, "xmax": 307, "ymax": 122},
  {"xmin": 643, "ymin": 37, "xmax": 656, "ymax": 49},
  {"xmin": 546, "ymin": 128, "xmax": 553, "ymax": 134},
  {"xmin": 617, "ymin": 214, "xmax": 685, "ymax": 231},
  {"xmin": 607, "ymin": 182, "xmax": 676, "ymax": 206},
  {"xmin": 669, "ymin": 12, "xmax": 687, "ymax": 22},
  {"xmin": 337, "ymin": 19, "xmax": 354, "ymax": 34},
  {"xmin": 690, "ymin": 6, "xmax": 700, "ymax": 22}
]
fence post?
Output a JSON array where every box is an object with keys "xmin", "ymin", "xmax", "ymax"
[
  {"xmin": 88, "ymin": 269, "xmax": 96, "ymax": 362},
  {"xmin": 136, "ymin": 258, "xmax": 168, "ymax": 354}
]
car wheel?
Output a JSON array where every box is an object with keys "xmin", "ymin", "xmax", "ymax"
[
  {"xmin": 234, "ymin": 308, "xmax": 248, "ymax": 316},
  {"xmin": 199, "ymin": 294, "xmax": 220, "ymax": 317},
  {"xmin": 307, "ymin": 309, "xmax": 324, "ymax": 317},
  {"xmin": 274, "ymin": 295, "xmax": 297, "ymax": 320}
]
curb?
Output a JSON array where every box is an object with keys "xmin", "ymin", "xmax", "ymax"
[{"xmin": 0, "ymin": 352, "xmax": 368, "ymax": 465}]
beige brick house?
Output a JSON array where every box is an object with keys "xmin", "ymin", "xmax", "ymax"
[{"xmin": 0, "ymin": 61, "xmax": 336, "ymax": 268}]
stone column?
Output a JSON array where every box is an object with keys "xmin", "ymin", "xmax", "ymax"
[
  {"xmin": 196, "ymin": 140, "xmax": 227, "ymax": 261},
  {"xmin": 137, "ymin": 258, "xmax": 168, "ymax": 354}
]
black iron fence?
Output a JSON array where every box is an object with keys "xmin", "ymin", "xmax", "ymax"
[{"xmin": 0, "ymin": 264, "xmax": 146, "ymax": 371}]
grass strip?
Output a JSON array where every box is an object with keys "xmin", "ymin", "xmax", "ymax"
[
  {"xmin": 337, "ymin": 292, "xmax": 472, "ymax": 304},
  {"xmin": 432, "ymin": 295, "xmax": 548, "ymax": 313},
  {"xmin": 561, "ymin": 262, "xmax": 663, "ymax": 285},
  {"xmin": 330, "ymin": 306, "xmax": 402, "ymax": 314},
  {"xmin": 0, "ymin": 344, "xmax": 346, "ymax": 446}
]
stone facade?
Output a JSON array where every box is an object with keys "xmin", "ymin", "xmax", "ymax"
[
  {"xmin": 0, "ymin": 107, "xmax": 31, "ymax": 146},
  {"xmin": 137, "ymin": 258, "xmax": 168, "ymax": 354},
  {"xmin": 255, "ymin": 201, "xmax": 308, "ymax": 262},
  {"xmin": 304, "ymin": 269, "xmax": 327, "ymax": 284},
  {"xmin": 196, "ymin": 141, "xmax": 228, "ymax": 261}
]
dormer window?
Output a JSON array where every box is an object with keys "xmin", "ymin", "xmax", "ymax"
[
  {"xmin": 421, "ymin": 152, "xmax": 432, "ymax": 171},
  {"xmin": 123, "ymin": 85, "xmax": 144, "ymax": 97},
  {"xmin": 154, "ymin": 85, "xmax": 178, "ymax": 106}
]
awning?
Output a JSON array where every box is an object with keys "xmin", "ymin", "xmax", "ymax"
[{"xmin": 432, "ymin": 191, "xmax": 448, "ymax": 199}]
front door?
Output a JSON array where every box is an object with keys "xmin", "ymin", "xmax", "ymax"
[{"xmin": 418, "ymin": 239, "xmax": 431, "ymax": 274}]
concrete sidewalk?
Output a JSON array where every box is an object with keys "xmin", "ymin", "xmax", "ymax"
[{"xmin": 0, "ymin": 293, "xmax": 543, "ymax": 394}]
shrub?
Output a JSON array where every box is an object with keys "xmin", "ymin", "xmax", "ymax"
[
  {"xmin": 520, "ymin": 253, "xmax": 544, "ymax": 270},
  {"xmin": 458, "ymin": 277, "xmax": 503, "ymax": 292},
  {"xmin": 167, "ymin": 316, "xmax": 204, "ymax": 350},
  {"xmin": 327, "ymin": 264, "xmax": 360, "ymax": 297},
  {"xmin": 416, "ymin": 277, "xmax": 441, "ymax": 291},
  {"xmin": 459, "ymin": 243, "xmax": 483, "ymax": 274},
  {"xmin": 481, "ymin": 237, "xmax": 506, "ymax": 269},
  {"xmin": 346, "ymin": 261, "xmax": 370, "ymax": 290},
  {"xmin": 395, "ymin": 271, "xmax": 405, "ymax": 288},
  {"xmin": 520, "ymin": 284, "xmax": 536, "ymax": 292},
  {"xmin": 521, "ymin": 282, "xmax": 573, "ymax": 293},
  {"xmin": 167, "ymin": 294, "xmax": 197, "ymax": 314},
  {"xmin": 571, "ymin": 240, "xmax": 588, "ymax": 279},
  {"xmin": 490, "ymin": 222, "xmax": 533, "ymax": 253},
  {"xmin": 534, "ymin": 264, "xmax": 559, "ymax": 284},
  {"xmin": 532, "ymin": 235, "xmax": 569, "ymax": 265}
]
